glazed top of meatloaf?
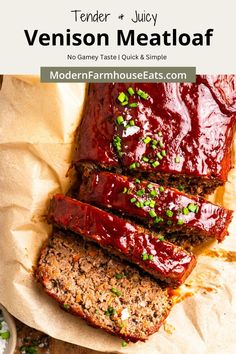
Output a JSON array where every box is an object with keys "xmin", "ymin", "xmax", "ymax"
[
  {"xmin": 74, "ymin": 77, "xmax": 236, "ymax": 182},
  {"xmin": 78, "ymin": 171, "xmax": 233, "ymax": 242},
  {"xmin": 48, "ymin": 194, "xmax": 196, "ymax": 286}
]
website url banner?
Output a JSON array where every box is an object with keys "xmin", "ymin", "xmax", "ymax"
[{"xmin": 40, "ymin": 67, "xmax": 196, "ymax": 83}]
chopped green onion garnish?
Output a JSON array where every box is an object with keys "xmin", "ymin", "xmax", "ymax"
[
  {"xmin": 129, "ymin": 102, "xmax": 138, "ymax": 108},
  {"xmin": 159, "ymin": 186, "xmax": 164, "ymax": 192},
  {"xmin": 130, "ymin": 197, "xmax": 136, "ymax": 203},
  {"xmin": 148, "ymin": 254, "xmax": 154, "ymax": 261},
  {"xmin": 143, "ymin": 136, "xmax": 152, "ymax": 144},
  {"xmin": 161, "ymin": 150, "xmax": 166, "ymax": 157},
  {"xmin": 144, "ymin": 200, "xmax": 150, "ymax": 206},
  {"xmin": 178, "ymin": 185, "xmax": 184, "ymax": 191},
  {"xmin": 129, "ymin": 163, "xmax": 136, "ymax": 169},
  {"xmin": 151, "ymin": 144, "xmax": 157, "ymax": 150},
  {"xmin": 188, "ymin": 203, "xmax": 198, "ymax": 212},
  {"xmin": 121, "ymin": 101, "xmax": 128, "ymax": 106},
  {"xmin": 116, "ymin": 116, "xmax": 124, "ymax": 125},
  {"xmin": 155, "ymin": 216, "xmax": 164, "ymax": 224},
  {"xmin": 115, "ymin": 273, "xmax": 124, "ymax": 279},
  {"xmin": 183, "ymin": 207, "xmax": 189, "ymax": 215},
  {"xmin": 116, "ymin": 145, "xmax": 122, "ymax": 151},
  {"xmin": 167, "ymin": 220, "xmax": 173, "ymax": 226},
  {"xmin": 113, "ymin": 136, "xmax": 122, "ymax": 153},
  {"xmin": 149, "ymin": 210, "xmax": 157, "ymax": 218},
  {"xmin": 118, "ymin": 92, "xmax": 126, "ymax": 102},
  {"xmin": 152, "ymin": 161, "xmax": 160, "ymax": 168},
  {"xmin": 141, "ymin": 252, "xmax": 149, "ymax": 261},
  {"xmin": 136, "ymin": 189, "xmax": 145, "ymax": 196},
  {"xmin": 159, "ymin": 141, "xmax": 165, "ymax": 148},
  {"xmin": 177, "ymin": 219, "xmax": 184, "ymax": 225},
  {"xmin": 142, "ymin": 156, "xmax": 149, "ymax": 162},
  {"xmin": 105, "ymin": 306, "xmax": 116, "ymax": 316},
  {"xmin": 139, "ymin": 201, "xmax": 144, "ymax": 208},
  {"xmin": 0, "ymin": 332, "xmax": 10, "ymax": 340},
  {"xmin": 137, "ymin": 89, "xmax": 149, "ymax": 100},
  {"xmin": 141, "ymin": 93, "xmax": 149, "ymax": 100},
  {"xmin": 111, "ymin": 287, "xmax": 122, "ymax": 297},
  {"xmin": 152, "ymin": 139, "xmax": 158, "ymax": 145},
  {"xmin": 113, "ymin": 136, "xmax": 121, "ymax": 143},
  {"xmin": 158, "ymin": 235, "xmax": 165, "ymax": 241},
  {"xmin": 175, "ymin": 156, "xmax": 180, "ymax": 163},
  {"xmin": 135, "ymin": 201, "xmax": 141, "ymax": 208},
  {"xmin": 127, "ymin": 87, "xmax": 135, "ymax": 95},
  {"xmin": 149, "ymin": 200, "xmax": 156, "ymax": 208},
  {"xmin": 129, "ymin": 162, "xmax": 138, "ymax": 169},
  {"xmin": 122, "ymin": 341, "xmax": 128, "ymax": 347},
  {"xmin": 156, "ymin": 152, "xmax": 163, "ymax": 160},
  {"xmin": 63, "ymin": 304, "xmax": 70, "ymax": 309},
  {"xmin": 150, "ymin": 189, "xmax": 157, "ymax": 197},
  {"xmin": 158, "ymin": 131, "xmax": 162, "ymax": 137},
  {"xmin": 129, "ymin": 119, "xmax": 135, "ymax": 126},
  {"xmin": 166, "ymin": 210, "xmax": 174, "ymax": 217},
  {"xmin": 147, "ymin": 183, "xmax": 153, "ymax": 189},
  {"xmin": 135, "ymin": 178, "xmax": 141, "ymax": 184},
  {"xmin": 122, "ymin": 187, "xmax": 128, "ymax": 194}
]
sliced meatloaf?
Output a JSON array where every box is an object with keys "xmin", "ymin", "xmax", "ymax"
[
  {"xmin": 74, "ymin": 78, "xmax": 236, "ymax": 195},
  {"xmin": 77, "ymin": 171, "xmax": 233, "ymax": 243},
  {"xmin": 36, "ymin": 231, "xmax": 172, "ymax": 342},
  {"xmin": 47, "ymin": 194, "xmax": 196, "ymax": 286}
]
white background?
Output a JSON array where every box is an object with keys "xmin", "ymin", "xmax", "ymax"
[{"xmin": 0, "ymin": 0, "xmax": 235, "ymax": 74}]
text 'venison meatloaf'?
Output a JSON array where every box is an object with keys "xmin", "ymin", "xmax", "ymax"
[
  {"xmin": 48, "ymin": 194, "xmax": 196, "ymax": 286},
  {"xmin": 78, "ymin": 171, "xmax": 233, "ymax": 242},
  {"xmin": 74, "ymin": 78, "xmax": 236, "ymax": 195},
  {"xmin": 36, "ymin": 231, "xmax": 172, "ymax": 342}
]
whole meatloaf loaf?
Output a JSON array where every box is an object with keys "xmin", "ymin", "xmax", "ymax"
[
  {"xmin": 78, "ymin": 171, "xmax": 233, "ymax": 243},
  {"xmin": 48, "ymin": 194, "xmax": 196, "ymax": 286},
  {"xmin": 74, "ymin": 77, "xmax": 236, "ymax": 195},
  {"xmin": 36, "ymin": 231, "xmax": 172, "ymax": 342}
]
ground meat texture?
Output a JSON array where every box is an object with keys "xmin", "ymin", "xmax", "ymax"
[
  {"xmin": 48, "ymin": 194, "xmax": 196, "ymax": 286},
  {"xmin": 36, "ymin": 231, "xmax": 172, "ymax": 342},
  {"xmin": 74, "ymin": 79, "xmax": 236, "ymax": 196},
  {"xmin": 77, "ymin": 171, "xmax": 233, "ymax": 243}
]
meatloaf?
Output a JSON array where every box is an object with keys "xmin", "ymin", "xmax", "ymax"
[
  {"xmin": 74, "ymin": 78, "xmax": 236, "ymax": 195},
  {"xmin": 36, "ymin": 231, "xmax": 172, "ymax": 342},
  {"xmin": 48, "ymin": 194, "xmax": 196, "ymax": 286},
  {"xmin": 77, "ymin": 171, "xmax": 233, "ymax": 243}
]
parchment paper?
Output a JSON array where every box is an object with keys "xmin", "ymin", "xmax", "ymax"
[{"xmin": 0, "ymin": 76, "xmax": 236, "ymax": 354}]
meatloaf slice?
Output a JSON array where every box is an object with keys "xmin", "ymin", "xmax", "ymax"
[
  {"xmin": 77, "ymin": 171, "xmax": 233, "ymax": 243},
  {"xmin": 48, "ymin": 194, "xmax": 196, "ymax": 286},
  {"xmin": 36, "ymin": 231, "xmax": 172, "ymax": 342},
  {"xmin": 74, "ymin": 79, "xmax": 236, "ymax": 195}
]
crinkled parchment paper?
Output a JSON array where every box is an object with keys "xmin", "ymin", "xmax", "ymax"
[{"xmin": 0, "ymin": 76, "xmax": 236, "ymax": 354}]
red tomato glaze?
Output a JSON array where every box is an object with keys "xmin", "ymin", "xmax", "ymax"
[
  {"xmin": 75, "ymin": 78, "xmax": 236, "ymax": 182},
  {"xmin": 48, "ymin": 194, "xmax": 196, "ymax": 286},
  {"xmin": 78, "ymin": 171, "xmax": 233, "ymax": 242}
]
